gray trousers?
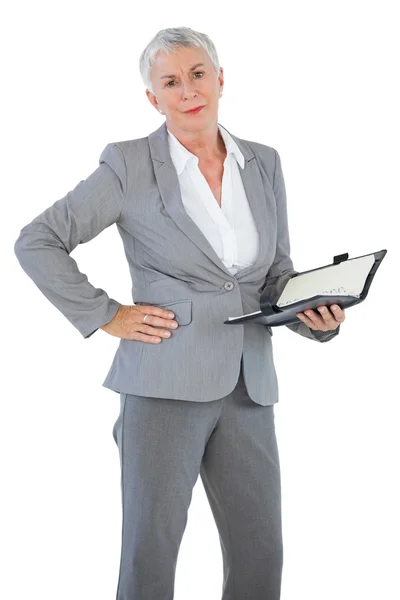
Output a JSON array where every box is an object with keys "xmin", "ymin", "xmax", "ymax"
[{"xmin": 112, "ymin": 361, "xmax": 283, "ymax": 599}]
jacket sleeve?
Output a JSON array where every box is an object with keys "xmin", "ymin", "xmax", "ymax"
[
  {"xmin": 262, "ymin": 149, "xmax": 340, "ymax": 343},
  {"xmin": 14, "ymin": 143, "xmax": 127, "ymax": 339}
]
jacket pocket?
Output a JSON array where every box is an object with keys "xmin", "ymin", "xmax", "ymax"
[{"xmin": 135, "ymin": 299, "xmax": 192, "ymax": 326}]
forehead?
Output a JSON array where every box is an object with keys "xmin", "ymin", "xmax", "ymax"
[{"xmin": 151, "ymin": 46, "xmax": 211, "ymax": 76}]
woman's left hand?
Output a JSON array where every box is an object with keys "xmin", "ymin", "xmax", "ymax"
[{"xmin": 296, "ymin": 304, "xmax": 345, "ymax": 331}]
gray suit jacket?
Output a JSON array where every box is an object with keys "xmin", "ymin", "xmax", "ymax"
[{"xmin": 14, "ymin": 121, "xmax": 339, "ymax": 405}]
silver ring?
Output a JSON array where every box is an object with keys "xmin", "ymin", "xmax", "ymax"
[{"xmin": 143, "ymin": 314, "xmax": 149, "ymax": 323}]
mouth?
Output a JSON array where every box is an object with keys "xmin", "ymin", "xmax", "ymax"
[{"xmin": 184, "ymin": 105, "xmax": 205, "ymax": 114}]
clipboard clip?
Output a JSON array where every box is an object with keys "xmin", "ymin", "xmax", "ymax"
[
  {"xmin": 333, "ymin": 253, "xmax": 349, "ymax": 265},
  {"xmin": 259, "ymin": 298, "xmax": 284, "ymax": 317}
]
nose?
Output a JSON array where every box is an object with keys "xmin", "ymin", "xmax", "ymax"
[{"xmin": 182, "ymin": 78, "xmax": 198, "ymax": 100}]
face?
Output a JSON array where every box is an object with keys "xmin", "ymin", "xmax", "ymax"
[{"xmin": 146, "ymin": 46, "xmax": 224, "ymax": 135}]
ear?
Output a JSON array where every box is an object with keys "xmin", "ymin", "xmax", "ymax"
[
  {"xmin": 218, "ymin": 66, "xmax": 224, "ymax": 92},
  {"xmin": 146, "ymin": 89, "xmax": 165, "ymax": 115},
  {"xmin": 146, "ymin": 89, "xmax": 158, "ymax": 110}
]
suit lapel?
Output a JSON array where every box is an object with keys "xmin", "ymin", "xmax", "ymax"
[{"xmin": 147, "ymin": 121, "xmax": 270, "ymax": 279}]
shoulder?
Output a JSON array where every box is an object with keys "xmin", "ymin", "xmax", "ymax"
[
  {"xmin": 101, "ymin": 135, "xmax": 150, "ymax": 160},
  {"xmin": 98, "ymin": 135, "xmax": 151, "ymax": 180},
  {"xmin": 238, "ymin": 136, "xmax": 281, "ymax": 185},
  {"xmin": 242, "ymin": 137, "xmax": 277, "ymax": 158}
]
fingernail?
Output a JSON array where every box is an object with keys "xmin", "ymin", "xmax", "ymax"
[{"xmin": 332, "ymin": 306, "xmax": 337, "ymax": 311}]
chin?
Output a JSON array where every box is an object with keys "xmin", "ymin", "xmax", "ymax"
[{"xmin": 184, "ymin": 112, "xmax": 216, "ymax": 125}]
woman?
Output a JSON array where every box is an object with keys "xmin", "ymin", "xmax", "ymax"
[{"xmin": 14, "ymin": 26, "xmax": 345, "ymax": 600}]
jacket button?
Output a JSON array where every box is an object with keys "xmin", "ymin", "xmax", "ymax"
[{"xmin": 224, "ymin": 281, "xmax": 235, "ymax": 290}]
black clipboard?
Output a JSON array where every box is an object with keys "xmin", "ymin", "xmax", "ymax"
[{"xmin": 224, "ymin": 249, "xmax": 387, "ymax": 327}]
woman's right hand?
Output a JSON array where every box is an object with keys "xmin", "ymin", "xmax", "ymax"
[{"xmin": 100, "ymin": 305, "xmax": 179, "ymax": 342}]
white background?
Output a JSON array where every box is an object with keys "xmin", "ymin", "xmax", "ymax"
[{"xmin": 3, "ymin": 1, "xmax": 399, "ymax": 598}]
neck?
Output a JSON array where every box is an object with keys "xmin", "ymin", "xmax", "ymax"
[{"xmin": 166, "ymin": 119, "xmax": 226, "ymax": 161}]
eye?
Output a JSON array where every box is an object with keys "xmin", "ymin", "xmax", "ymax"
[{"xmin": 166, "ymin": 72, "xmax": 204, "ymax": 88}]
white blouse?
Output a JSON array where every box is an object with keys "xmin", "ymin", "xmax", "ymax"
[{"xmin": 167, "ymin": 124, "xmax": 260, "ymax": 276}]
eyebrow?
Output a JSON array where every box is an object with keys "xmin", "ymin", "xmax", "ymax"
[{"xmin": 160, "ymin": 63, "xmax": 205, "ymax": 80}]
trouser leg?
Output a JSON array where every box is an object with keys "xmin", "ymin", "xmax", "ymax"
[
  {"xmin": 200, "ymin": 368, "xmax": 283, "ymax": 600},
  {"xmin": 112, "ymin": 390, "xmax": 224, "ymax": 600}
]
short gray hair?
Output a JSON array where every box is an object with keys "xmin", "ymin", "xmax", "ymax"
[{"xmin": 139, "ymin": 26, "xmax": 220, "ymax": 94}]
